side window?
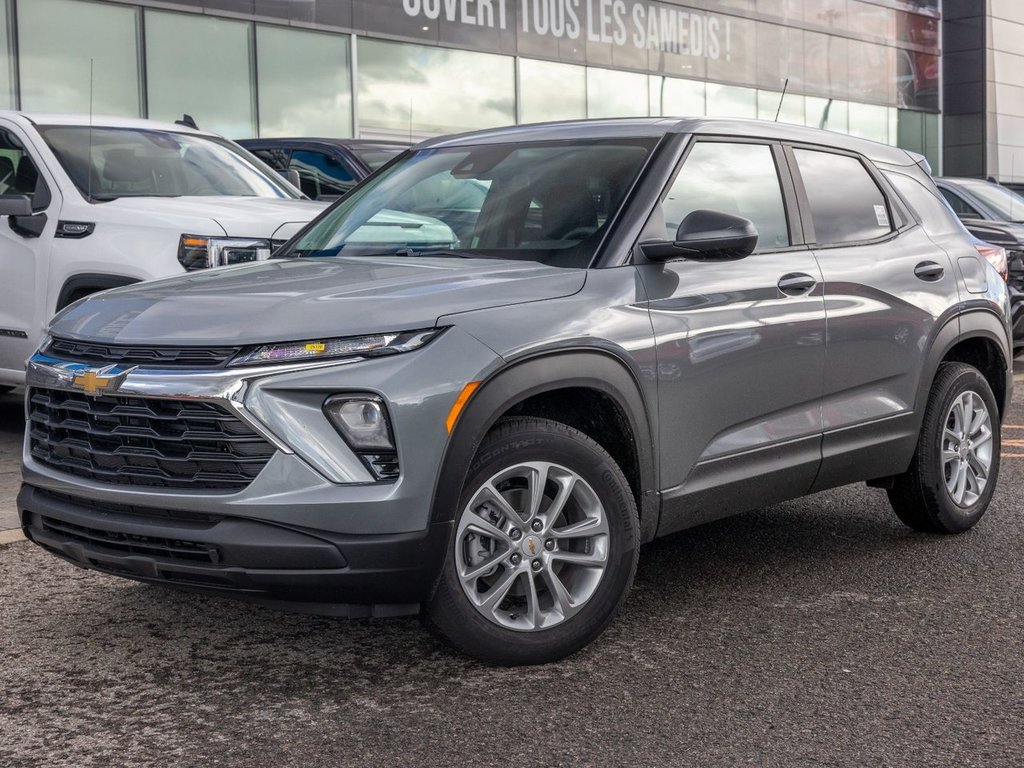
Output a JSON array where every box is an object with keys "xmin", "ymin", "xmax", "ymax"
[
  {"xmin": 289, "ymin": 149, "xmax": 356, "ymax": 198},
  {"xmin": 251, "ymin": 147, "xmax": 289, "ymax": 171},
  {"xmin": 885, "ymin": 171, "xmax": 965, "ymax": 236},
  {"xmin": 793, "ymin": 148, "xmax": 892, "ymax": 245},
  {"xmin": 938, "ymin": 187, "xmax": 982, "ymax": 218},
  {"xmin": 0, "ymin": 128, "xmax": 47, "ymax": 210},
  {"xmin": 661, "ymin": 142, "xmax": 790, "ymax": 250}
]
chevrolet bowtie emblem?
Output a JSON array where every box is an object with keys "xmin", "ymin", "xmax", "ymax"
[{"xmin": 70, "ymin": 365, "xmax": 134, "ymax": 396}]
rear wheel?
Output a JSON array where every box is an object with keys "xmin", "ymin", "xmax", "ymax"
[
  {"xmin": 888, "ymin": 362, "xmax": 1001, "ymax": 533},
  {"xmin": 426, "ymin": 417, "xmax": 639, "ymax": 665}
]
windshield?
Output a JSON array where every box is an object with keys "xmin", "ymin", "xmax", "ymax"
[
  {"xmin": 957, "ymin": 179, "xmax": 1024, "ymax": 222},
  {"xmin": 281, "ymin": 138, "xmax": 656, "ymax": 268},
  {"xmin": 39, "ymin": 125, "xmax": 300, "ymax": 201},
  {"xmin": 351, "ymin": 144, "xmax": 407, "ymax": 171}
]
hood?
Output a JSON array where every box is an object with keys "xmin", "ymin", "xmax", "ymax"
[
  {"xmin": 97, "ymin": 196, "xmax": 328, "ymax": 239},
  {"xmin": 962, "ymin": 219, "xmax": 1024, "ymax": 248},
  {"xmin": 49, "ymin": 256, "xmax": 587, "ymax": 345}
]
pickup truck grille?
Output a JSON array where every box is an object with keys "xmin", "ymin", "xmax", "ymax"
[
  {"xmin": 28, "ymin": 388, "xmax": 275, "ymax": 490},
  {"xmin": 46, "ymin": 337, "xmax": 240, "ymax": 368}
]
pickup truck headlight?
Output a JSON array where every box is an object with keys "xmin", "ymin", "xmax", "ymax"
[
  {"xmin": 229, "ymin": 328, "xmax": 441, "ymax": 367},
  {"xmin": 179, "ymin": 235, "xmax": 274, "ymax": 270}
]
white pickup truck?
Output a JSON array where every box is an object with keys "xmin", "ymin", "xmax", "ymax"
[{"xmin": 0, "ymin": 112, "xmax": 327, "ymax": 390}]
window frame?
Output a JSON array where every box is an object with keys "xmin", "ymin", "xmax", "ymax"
[
  {"xmin": 783, "ymin": 142, "xmax": 910, "ymax": 250},
  {"xmin": 647, "ymin": 135, "xmax": 808, "ymax": 256}
]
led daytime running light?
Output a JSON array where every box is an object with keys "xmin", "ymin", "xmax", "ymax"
[{"xmin": 230, "ymin": 328, "xmax": 441, "ymax": 366}]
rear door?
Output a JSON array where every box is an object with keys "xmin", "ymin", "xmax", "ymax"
[
  {"xmin": 786, "ymin": 146, "xmax": 961, "ymax": 490},
  {"xmin": 635, "ymin": 138, "xmax": 827, "ymax": 535}
]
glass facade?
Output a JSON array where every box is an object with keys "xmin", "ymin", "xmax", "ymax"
[
  {"xmin": 18, "ymin": 0, "xmax": 140, "ymax": 117},
  {"xmin": 145, "ymin": 11, "xmax": 255, "ymax": 138},
  {"xmin": 256, "ymin": 25, "xmax": 352, "ymax": 138},
  {"xmin": 0, "ymin": 0, "xmax": 942, "ymax": 167}
]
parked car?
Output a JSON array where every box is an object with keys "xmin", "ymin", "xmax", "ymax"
[
  {"xmin": 0, "ymin": 112, "xmax": 328, "ymax": 391},
  {"xmin": 933, "ymin": 177, "xmax": 1024, "ymax": 354},
  {"xmin": 238, "ymin": 138, "xmax": 409, "ymax": 200},
  {"xmin": 20, "ymin": 118, "xmax": 1012, "ymax": 665}
]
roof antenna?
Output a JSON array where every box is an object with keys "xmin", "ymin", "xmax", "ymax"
[
  {"xmin": 774, "ymin": 78, "xmax": 790, "ymax": 123},
  {"xmin": 408, "ymin": 98, "xmax": 413, "ymax": 144},
  {"xmin": 87, "ymin": 58, "xmax": 94, "ymax": 202},
  {"xmin": 175, "ymin": 114, "xmax": 198, "ymax": 130}
]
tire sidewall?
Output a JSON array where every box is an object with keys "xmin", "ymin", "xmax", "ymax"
[
  {"xmin": 924, "ymin": 366, "xmax": 1001, "ymax": 532},
  {"xmin": 429, "ymin": 419, "xmax": 639, "ymax": 665}
]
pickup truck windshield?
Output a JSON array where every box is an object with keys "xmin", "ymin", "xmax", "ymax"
[
  {"xmin": 38, "ymin": 125, "xmax": 299, "ymax": 201},
  {"xmin": 281, "ymin": 138, "xmax": 656, "ymax": 268}
]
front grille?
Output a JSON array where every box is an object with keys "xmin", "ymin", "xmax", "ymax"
[
  {"xmin": 29, "ymin": 388, "xmax": 275, "ymax": 490},
  {"xmin": 45, "ymin": 337, "xmax": 240, "ymax": 368},
  {"xmin": 40, "ymin": 514, "xmax": 217, "ymax": 564}
]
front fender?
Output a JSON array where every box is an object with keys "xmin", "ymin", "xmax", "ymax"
[{"xmin": 429, "ymin": 349, "xmax": 659, "ymax": 541}]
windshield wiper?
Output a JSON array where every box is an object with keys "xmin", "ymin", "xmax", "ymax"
[{"xmin": 392, "ymin": 247, "xmax": 494, "ymax": 259}]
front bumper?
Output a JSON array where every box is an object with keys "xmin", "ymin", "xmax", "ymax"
[{"xmin": 19, "ymin": 485, "xmax": 452, "ymax": 616}]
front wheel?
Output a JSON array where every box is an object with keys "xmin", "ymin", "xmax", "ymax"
[
  {"xmin": 888, "ymin": 362, "xmax": 1001, "ymax": 534},
  {"xmin": 426, "ymin": 417, "xmax": 639, "ymax": 665}
]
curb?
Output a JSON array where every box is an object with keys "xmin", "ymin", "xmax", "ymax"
[{"xmin": 0, "ymin": 528, "xmax": 25, "ymax": 545}]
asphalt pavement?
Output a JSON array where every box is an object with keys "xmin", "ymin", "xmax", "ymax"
[{"xmin": 2, "ymin": 374, "xmax": 1024, "ymax": 767}]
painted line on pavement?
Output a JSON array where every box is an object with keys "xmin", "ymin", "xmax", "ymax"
[{"xmin": 0, "ymin": 528, "xmax": 25, "ymax": 545}]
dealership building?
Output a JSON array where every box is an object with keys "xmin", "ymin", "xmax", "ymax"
[{"xmin": 0, "ymin": 0, "xmax": 961, "ymax": 174}]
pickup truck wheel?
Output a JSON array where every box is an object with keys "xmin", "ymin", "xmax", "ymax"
[
  {"xmin": 427, "ymin": 417, "xmax": 639, "ymax": 665},
  {"xmin": 888, "ymin": 362, "xmax": 1001, "ymax": 534}
]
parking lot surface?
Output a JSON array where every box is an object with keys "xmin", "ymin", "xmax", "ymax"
[{"xmin": 2, "ymin": 376, "xmax": 1024, "ymax": 767}]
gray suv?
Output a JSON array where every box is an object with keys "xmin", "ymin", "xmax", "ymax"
[{"xmin": 19, "ymin": 119, "xmax": 1013, "ymax": 665}]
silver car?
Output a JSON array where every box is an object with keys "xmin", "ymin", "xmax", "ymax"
[{"xmin": 19, "ymin": 119, "xmax": 1013, "ymax": 665}]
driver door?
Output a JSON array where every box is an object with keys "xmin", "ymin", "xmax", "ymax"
[
  {"xmin": 634, "ymin": 139, "xmax": 827, "ymax": 535},
  {"xmin": 0, "ymin": 121, "xmax": 60, "ymax": 385}
]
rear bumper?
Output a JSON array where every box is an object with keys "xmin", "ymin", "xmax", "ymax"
[{"xmin": 18, "ymin": 484, "xmax": 451, "ymax": 617}]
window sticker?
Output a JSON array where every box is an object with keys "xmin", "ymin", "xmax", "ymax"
[{"xmin": 874, "ymin": 204, "xmax": 889, "ymax": 228}]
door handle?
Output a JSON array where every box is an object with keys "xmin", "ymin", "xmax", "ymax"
[
  {"xmin": 914, "ymin": 261, "xmax": 945, "ymax": 281},
  {"xmin": 777, "ymin": 273, "xmax": 817, "ymax": 296}
]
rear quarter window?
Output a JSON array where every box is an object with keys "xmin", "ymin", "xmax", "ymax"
[
  {"xmin": 794, "ymin": 148, "xmax": 893, "ymax": 245},
  {"xmin": 885, "ymin": 171, "xmax": 968, "ymax": 236}
]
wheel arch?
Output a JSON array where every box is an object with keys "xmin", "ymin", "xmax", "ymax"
[
  {"xmin": 429, "ymin": 349, "xmax": 659, "ymax": 543},
  {"xmin": 56, "ymin": 274, "xmax": 140, "ymax": 312},
  {"xmin": 920, "ymin": 310, "xmax": 1012, "ymax": 420}
]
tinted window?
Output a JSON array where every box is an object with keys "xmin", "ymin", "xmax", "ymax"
[
  {"xmin": 0, "ymin": 128, "xmax": 47, "ymax": 210},
  {"xmin": 950, "ymin": 179, "xmax": 1024, "ymax": 222},
  {"xmin": 289, "ymin": 149, "xmax": 356, "ymax": 198},
  {"xmin": 251, "ymin": 147, "xmax": 289, "ymax": 171},
  {"xmin": 350, "ymin": 144, "xmax": 406, "ymax": 172},
  {"xmin": 885, "ymin": 171, "xmax": 964, "ymax": 236},
  {"xmin": 938, "ymin": 187, "xmax": 982, "ymax": 218},
  {"xmin": 794, "ymin": 149, "xmax": 892, "ymax": 245},
  {"xmin": 661, "ymin": 142, "xmax": 790, "ymax": 250}
]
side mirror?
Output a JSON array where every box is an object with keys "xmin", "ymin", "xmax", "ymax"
[
  {"xmin": 640, "ymin": 209, "xmax": 758, "ymax": 262},
  {"xmin": 281, "ymin": 169, "xmax": 302, "ymax": 189},
  {"xmin": 0, "ymin": 194, "xmax": 32, "ymax": 217}
]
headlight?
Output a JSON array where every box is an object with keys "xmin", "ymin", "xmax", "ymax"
[
  {"xmin": 179, "ymin": 235, "xmax": 274, "ymax": 270},
  {"xmin": 229, "ymin": 328, "xmax": 442, "ymax": 367}
]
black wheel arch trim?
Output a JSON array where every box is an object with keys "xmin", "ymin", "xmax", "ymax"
[
  {"xmin": 56, "ymin": 274, "xmax": 141, "ymax": 312},
  {"xmin": 428, "ymin": 346, "xmax": 659, "ymax": 543},
  {"xmin": 919, "ymin": 308, "xmax": 1012, "ymax": 418}
]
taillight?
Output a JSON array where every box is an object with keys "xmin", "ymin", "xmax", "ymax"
[{"xmin": 975, "ymin": 244, "xmax": 1009, "ymax": 282}]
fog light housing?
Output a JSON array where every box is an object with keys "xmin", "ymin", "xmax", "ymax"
[{"xmin": 324, "ymin": 395, "xmax": 399, "ymax": 480}]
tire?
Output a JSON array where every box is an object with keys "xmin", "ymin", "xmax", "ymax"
[
  {"xmin": 426, "ymin": 417, "xmax": 639, "ymax": 665},
  {"xmin": 888, "ymin": 362, "xmax": 1001, "ymax": 534}
]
